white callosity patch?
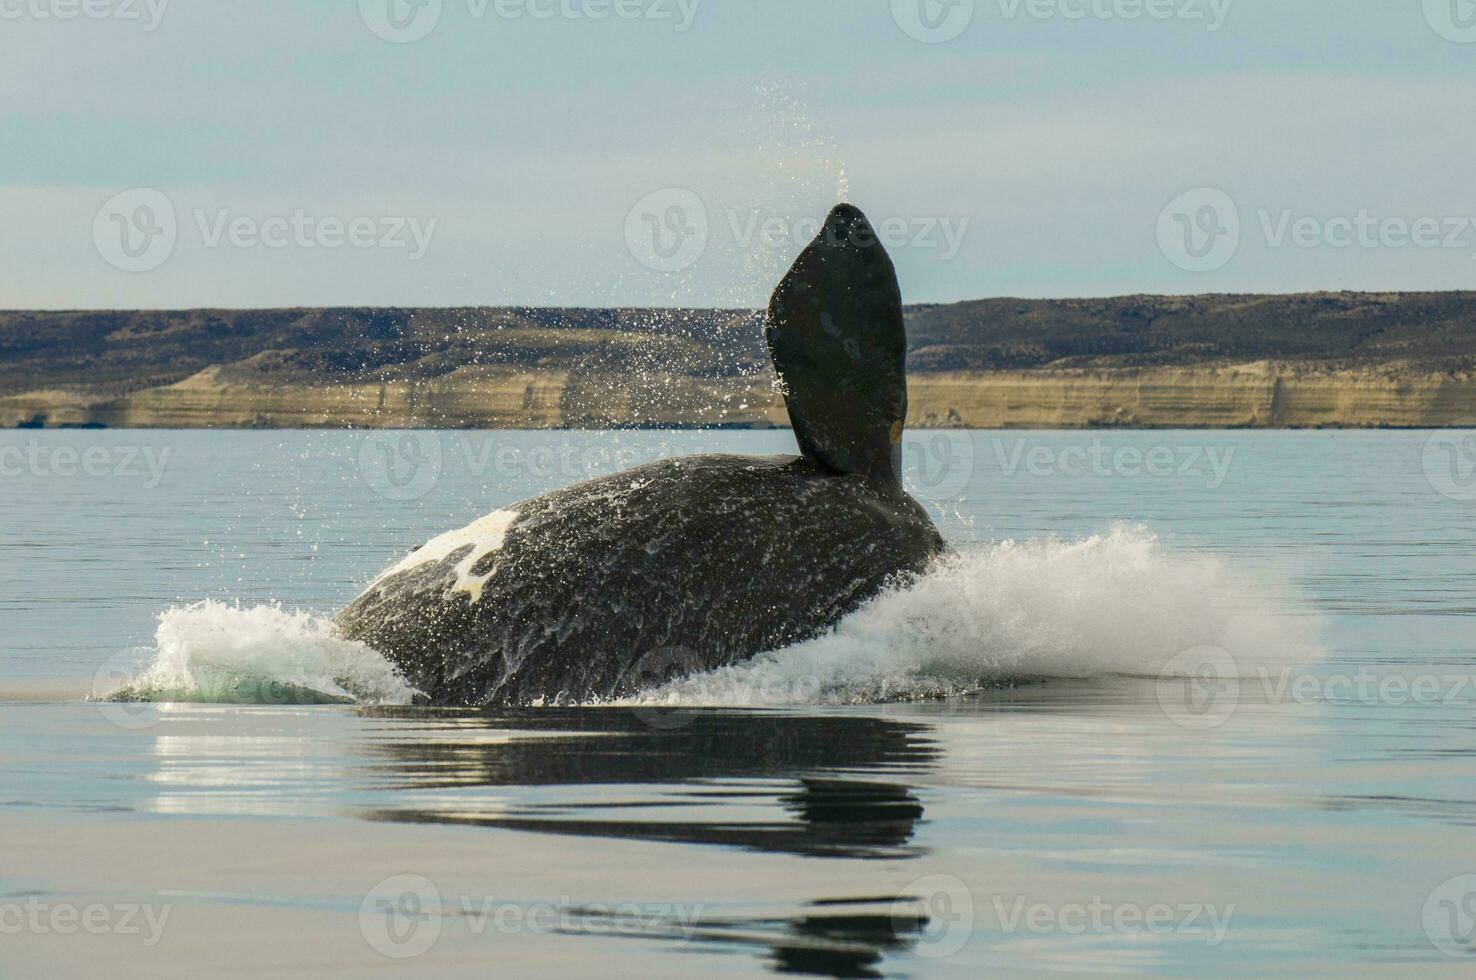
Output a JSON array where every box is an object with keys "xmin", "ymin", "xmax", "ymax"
[{"xmin": 373, "ymin": 509, "xmax": 520, "ymax": 604}]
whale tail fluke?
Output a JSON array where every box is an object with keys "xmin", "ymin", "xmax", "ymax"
[{"xmin": 765, "ymin": 203, "xmax": 908, "ymax": 488}]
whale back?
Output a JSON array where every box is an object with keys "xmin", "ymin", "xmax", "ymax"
[
  {"xmin": 765, "ymin": 203, "xmax": 908, "ymax": 487},
  {"xmin": 335, "ymin": 454, "xmax": 944, "ymax": 705}
]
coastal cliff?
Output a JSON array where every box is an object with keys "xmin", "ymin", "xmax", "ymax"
[{"xmin": 4, "ymin": 294, "xmax": 1475, "ymax": 429}]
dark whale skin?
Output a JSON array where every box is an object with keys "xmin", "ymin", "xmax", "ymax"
[
  {"xmin": 337, "ymin": 203, "xmax": 945, "ymax": 706},
  {"xmin": 766, "ymin": 202, "xmax": 908, "ymax": 486},
  {"xmin": 335, "ymin": 453, "xmax": 943, "ymax": 706}
]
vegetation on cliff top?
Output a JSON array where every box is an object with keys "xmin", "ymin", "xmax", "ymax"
[{"xmin": 2, "ymin": 292, "xmax": 1474, "ymax": 398}]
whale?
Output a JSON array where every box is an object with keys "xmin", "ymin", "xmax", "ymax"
[{"xmin": 335, "ymin": 203, "xmax": 945, "ymax": 706}]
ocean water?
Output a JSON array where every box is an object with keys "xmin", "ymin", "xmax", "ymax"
[{"xmin": 1, "ymin": 428, "xmax": 1473, "ymax": 977}]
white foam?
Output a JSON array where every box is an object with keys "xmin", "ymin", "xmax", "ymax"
[
  {"xmin": 103, "ymin": 600, "xmax": 419, "ymax": 705},
  {"xmin": 622, "ymin": 526, "xmax": 1322, "ymax": 707},
  {"xmin": 371, "ymin": 509, "xmax": 519, "ymax": 604},
  {"xmin": 109, "ymin": 527, "xmax": 1319, "ymax": 710}
]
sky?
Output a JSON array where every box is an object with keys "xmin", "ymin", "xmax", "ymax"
[{"xmin": 2, "ymin": 0, "xmax": 1475, "ymax": 309}]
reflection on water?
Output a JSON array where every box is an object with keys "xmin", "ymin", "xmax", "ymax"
[
  {"xmin": 81, "ymin": 676, "xmax": 1471, "ymax": 976},
  {"xmin": 1, "ymin": 672, "xmax": 1471, "ymax": 974},
  {"xmin": 367, "ymin": 778, "xmax": 926, "ymax": 860},
  {"xmin": 138, "ymin": 706, "xmax": 944, "ymax": 975},
  {"xmin": 5, "ymin": 430, "xmax": 1476, "ymax": 976},
  {"xmin": 357, "ymin": 709, "xmax": 933, "ymax": 859},
  {"xmin": 350, "ymin": 709, "xmax": 938, "ymax": 974},
  {"xmin": 681, "ymin": 900, "xmax": 926, "ymax": 980}
]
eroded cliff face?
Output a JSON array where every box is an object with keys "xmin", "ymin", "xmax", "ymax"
[
  {"xmin": 5, "ymin": 363, "xmax": 1474, "ymax": 430},
  {"xmin": 906, "ymin": 365, "xmax": 1476, "ymax": 428},
  {"xmin": 3, "ymin": 297, "xmax": 1474, "ymax": 429}
]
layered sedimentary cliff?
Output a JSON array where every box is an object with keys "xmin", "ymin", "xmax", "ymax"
[
  {"xmin": 3, "ymin": 294, "xmax": 1474, "ymax": 429},
  {"xmin": 6, "ymin": 363, "xmax": 1474, "ymax": 430}
]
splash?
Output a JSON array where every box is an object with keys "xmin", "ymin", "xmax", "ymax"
[
  {"xmin": 734, "ymin": 78, "xmax": 850, "ymax": 301},
  {"xmin": 98, "ymin": 601, "xmax": 418, "ymax": 706},
  {"xmin": 104, "ymin": 529, "xmax": 1318, "ymax": 710},
  {"xmin": 623, "ymin": 526, "xmax": 1322, "ymax": 707}
]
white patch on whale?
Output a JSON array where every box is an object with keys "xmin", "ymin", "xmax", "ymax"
[{"xmin": 372, "ymin": 509, "xmax": 520, "ymax": 604}]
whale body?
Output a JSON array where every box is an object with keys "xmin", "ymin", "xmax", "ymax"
[{"xmin": 335, "ymin": 204, "xmax": 945, "ymax": 705}]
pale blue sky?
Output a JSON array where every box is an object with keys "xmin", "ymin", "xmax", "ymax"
[{"xmin": 2, "ymin": 0, "xmax": 1474, "ymax": 308}]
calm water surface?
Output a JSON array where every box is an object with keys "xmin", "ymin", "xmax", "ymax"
[{"xmin": 1, "ymin": 429, "xmax": 1473, "ymax": 977}]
